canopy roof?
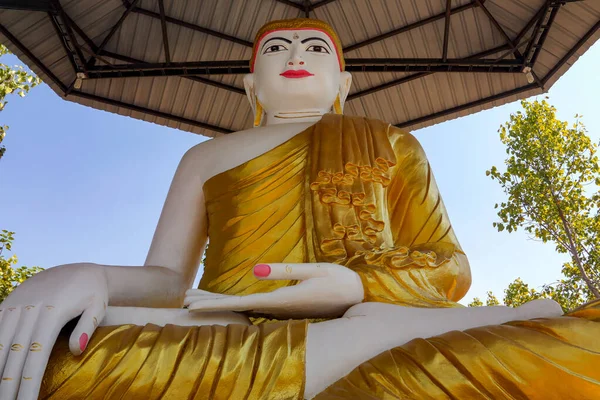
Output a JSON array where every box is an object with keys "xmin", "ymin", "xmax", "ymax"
[{"xmin": 0, "ymin": 0, "xmax": 598, "ymax": 137}]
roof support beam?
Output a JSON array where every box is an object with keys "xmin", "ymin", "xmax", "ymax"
[
  {"xmin": 310, "ymin": 0, "xmax": 338, "ymax": 10},
  {"xmin": 48, "ymin": 13, "xmax": 79, "ymax": 73},
  {"xmin": 474, "ymin": 0, "xmax": 523, "ymax": 60},
  {"xmin": 88, "ymin": 0, "xmax": 139, "ymax": 68},
  {"xmin": 157, "ymin": 0, "xmax": 171, "ymax": 64},
  {"xmin": 0, "ymin": 23, "xmax": 66, "ymax": 91},
  {"xmin": 122, "ymin": 0, "xmax": 252, "ymax": 48},
  {"xmin": 272, "ymin": 0, "xmax": 304, "ymax": 10},
  {"xmin": 0, "ymin": 23, "xmax": 234, "ymax": 135},
  {"xmin": 523, "ymin": 1, "xmax": 551, "ymax": 66},
  {"xmin": 344, "ymin": 1, "xmax": 479, "ymax": 53},
  {"xmin": 62, "ymin": 12, "xmax": 142, "ymax": 65},
  {"xmin": 349, "ymin": 0, "xmax": 557, "ymax": 101},
  {"xmin": 50, "ymin": 1, "xmax": 87, "ymax": 73},
  {"xmin": 442, "ymin": 0, "xmax": 452, "ymax": 62},
  {"xmin": 0, "ymin": 0, "xmax": 55, "ymax": 12},
  {"xmin": 349, "ymin": 42, "xmax": 520, "ymax": 100},
  {"xmin": 529, "ymin": 5, "xmax": 559, "ymax": 67},
  {"xmin": 48, "ymin": 10, "xmax": 246, "ymax": 96},
  {"xmin": 83, "ymin": 57, "xmax": 523, "ymax": 79}
]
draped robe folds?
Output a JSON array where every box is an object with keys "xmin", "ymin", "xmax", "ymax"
[{"xmin": 40, "ymin": 115, "xmax": 600, "ymax": 399}]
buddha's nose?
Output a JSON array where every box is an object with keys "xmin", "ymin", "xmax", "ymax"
[{"xmin": 287, "ymin": 53, "xmax": 305, "ymax": 67}]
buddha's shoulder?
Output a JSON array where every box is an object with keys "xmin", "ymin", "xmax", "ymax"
[
  {"xmin": 335, "ymin": 114, "xmax": 420, "ymax": 147},
  {"xmin": 180, "ymin": 123, "xmax": 314, "ymax": 180}
]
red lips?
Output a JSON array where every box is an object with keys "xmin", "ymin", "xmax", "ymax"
[{"xmin": 280, "ymin": 69, "xmax": 314, "ymax": 78}]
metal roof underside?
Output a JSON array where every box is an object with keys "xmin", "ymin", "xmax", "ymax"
[{"xmin": 0, "ymin": 0, "xmax": 598, "ymax": 137}]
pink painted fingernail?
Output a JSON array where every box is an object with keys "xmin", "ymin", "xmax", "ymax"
[
  {"xmin": 79, "ymin": 333, "xmax": 88, "ymax": 352},
  {"xmin": 254, "ymin": 264, "xmax": 271, "ymax": 277}
]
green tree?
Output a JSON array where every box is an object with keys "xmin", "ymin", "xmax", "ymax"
[
  {"xmin": 468, "ymin": 297, "xmax": 483, "ymax": 307},
  {"xmin": 502, "ymin": 278, "xmax": 540, "ymax": 308},
  {"xmin": 485, "ymin": 291, "xmax": 500, "ymax": 306},
  {"xmin": 488, "ymin": 99, "xmax": 600, "ymax": 300},
  {"xmin": 0, "ymin": 230, "xmax": 44, "ymax": 302},
  {"xmin": 468, "ymin": 291, "xmax": 500, "ymax": 307},
  {"xmin": 0, "ymin": 44, "xmax": 41, "ymax": 159}
]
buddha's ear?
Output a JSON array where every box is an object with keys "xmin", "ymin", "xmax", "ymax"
[
  {"xmin": 244, "ymin": 74, "xmax": 264, "ymax": 127},
  {"xmin": 337, "ymin": 71, "xmax": 352, "ymax": 112},
  {"xmin": 243, "ymin": 73, "xmax": 257, "ymax": 115}
]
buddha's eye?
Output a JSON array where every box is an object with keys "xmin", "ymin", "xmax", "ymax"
[
  {"xmin": 306, "ymin": 45, "xmax": 330, "ymax": 54},
  {"xmin": 264, "ymin": 44, "xmax": 288, "ymax": 54}
]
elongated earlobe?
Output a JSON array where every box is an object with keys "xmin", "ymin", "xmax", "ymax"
[
  {"xmin": 243, "ymin": 74, "xmax": 264, "ymax": 127},
  {"xmin": 335, "ymin": 71, "xmax": 352, "ymax": 114},
  {"xmin": 333, "ymin": 94, "xmax": 343, "ymax": 114},
  {"xmin": 254, "ymin": 98, "xmax": 264, "ymax": 127}
]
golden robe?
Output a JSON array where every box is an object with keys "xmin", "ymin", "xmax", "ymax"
[
  {"xmin": 41, "ymin": 115, "xmax": 600, "ymax": 399},
  {"xmin": 200, "ymin": 114, "xmax": 471, "ymax": 308}
]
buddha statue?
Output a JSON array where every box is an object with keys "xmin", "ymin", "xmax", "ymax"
[{"xmin": 1, "ymin": 18, "xmax": 600, "ymax": 400}]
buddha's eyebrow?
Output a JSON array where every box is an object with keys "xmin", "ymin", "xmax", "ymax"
[
  {"xmin": 261, "ymin": 37, "xmax": 292, "ymax": 51},
  {"xmin": 300, "ymin": 37, "xmax": 332, "ymax": 50}
]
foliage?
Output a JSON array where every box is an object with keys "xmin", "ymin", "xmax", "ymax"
[
  {"xmin": 468, "ymin": 291, "xmax": 500, "ymax": 307},
  {"xmin": 0, "ymin": 230, "xmax": 44, "ymax": 303},
  {"xmin": 467, "ymin": 297, "xmax": 483, "ymax": 307},
  {"xmin": 0, "ymin": 44, "xmax": 42, "ymax": 160},
  {"xmin": 487, "ymin": 99, "xmax": 600, "ymax": 299},
  {"xmin": 485, "ymin": 291, "xmax": 500, "ymax": 306}
]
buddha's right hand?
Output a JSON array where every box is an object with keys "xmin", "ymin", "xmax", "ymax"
[
  {"xmin": 0, "ymin": 263, "xmax": 108, "ymax": 400},
  {"xmin": 185, "ymin": 263, "xmax": 364, "ymax": 319}
]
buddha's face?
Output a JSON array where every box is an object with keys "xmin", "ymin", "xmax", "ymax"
[{"xmin": 245, "ymin": 28, "xmax": 351, "ymax": 122}]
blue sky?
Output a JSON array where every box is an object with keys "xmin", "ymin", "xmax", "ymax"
[{"xmin": 1, "ymin": 43, "xmax": 598, "ymax": 304}]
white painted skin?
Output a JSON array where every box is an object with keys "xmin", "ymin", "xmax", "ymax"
[{"xmin": 0, "ymin": 28, "xmax": 564, "ymax": 400}]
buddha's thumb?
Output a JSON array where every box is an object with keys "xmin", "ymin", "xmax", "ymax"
[{"xmin": 68, "ymin": 298, "xmax": 106, "ymax": 356}]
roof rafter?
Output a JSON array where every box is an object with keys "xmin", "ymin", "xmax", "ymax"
[
  {"xmin": 272, "ymin": 0, "xmax": 303, "ymax": 10},
  {"xmin": 122, "ymin": 0, "xmax": 252, "ymax": 48},
  {"xmin": 350, "ymin": 1, "xmax": 557, "ymax": 103},
  {"xmin": 0, "ymin": 0, "xmax": 55, "ymax": 12},
  {"xmin": 344, "ymin": 1, "xmax": 479, "ymax": 53},
  {"xmin": 157, "ymin": 0, "xmax": 171, "ymax": 64},
  {"xmin": 474, "ymin": 0, "xmax": 523, "ymax": 60},
  {"xmin": 0, "ymin": 0, "xmax": 593, "ymax": 136},
  {"xmin": 0, "ymin": 22, "xmax": 237, "ymax": 134},
  {"xmin": 50, "ymin": 0, "xmax": 86, "ymax": 72},
  {"xmin": 442, "ymin": 0, "xmax": 452, "ymax": 62},
  {"xmin": 349, "ymin": 42, "xmax": 521, "ymax": 101},
  {"xmin": 86, "ymin": 0, "xmax": 139, "ymax": 69},
  {"xmin": 82, "ymin": 57, "xmax": 523, "ymax": 80}
]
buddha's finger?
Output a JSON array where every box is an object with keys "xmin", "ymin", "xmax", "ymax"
[
  {"xmin": 0, "ymin": 304, "xmax": 41, "ymax": 399},
  {"xmin": 68, "ymin": 296, "xmax": 106, "ymax": 356},
  {"xmin": 183, "ymin": 293, "xmax": 228, "ymax": 306},
  {"xmin": 0, "ymin": 307, "xmax": 22, "ymax": 380},
  {"xmin": 253, "ymin": 263, "xmax": 329, "ymax": 281},
  {"xmin": 188, "ymin": 295, "xmax": 262, "ymax": 313},
  {"xmin": 185, "ymin": 289, "xmax": 221, "ymax": 296},
  {"xmin": 17, "ymin": 310, "xmax": 63, "ymax": 400}
]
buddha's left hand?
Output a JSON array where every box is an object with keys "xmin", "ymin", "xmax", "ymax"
[{"xmin": 184, "ymin": 263, "xmax": 364, "ymax": 319}]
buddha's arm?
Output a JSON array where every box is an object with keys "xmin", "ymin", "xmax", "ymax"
[
  {"xmin": 56, "ymin": 142, "xmax": 211, "ymax": 309},
  {"xmin": 103, "ymin": 144, "xmax": 209, "ymax": 308},
  {"xmin": 348, "ymin": 128, "xmax": 471, "ymax": 306}
]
